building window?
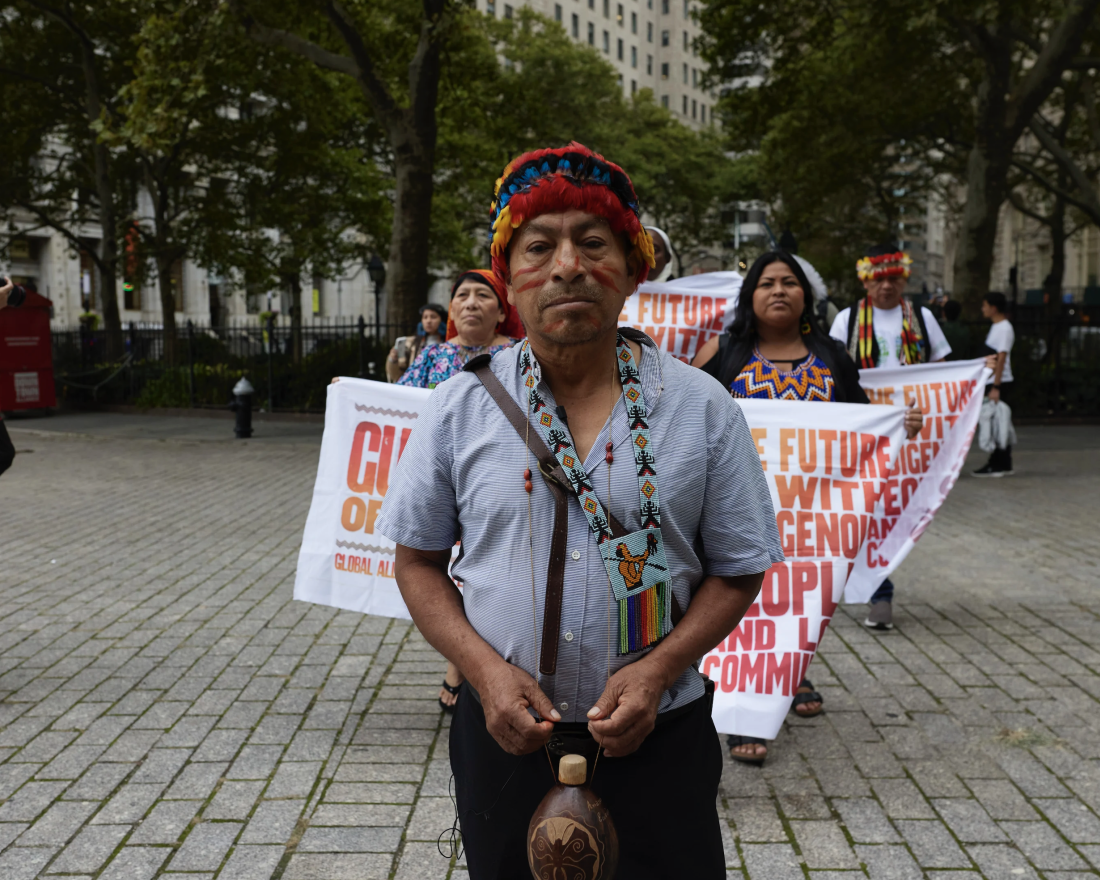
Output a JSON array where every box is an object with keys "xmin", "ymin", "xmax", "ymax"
[
  {"xmin": 603, "ymin": 0, "xmax": 609, "ymax": 17},
  {"xmin": 691, "ymin": 98, "xmax": 697, "ymax": 119},
  {"xmin": 617, "ymin": 3, "xmax": 623, "ymax": 25},
  {"xmin": 603, "ymin": 29, "xmax": 609, "ymax": 53},
  {"xmin": 631, "ymin": 79, "xmax": 637, "ymax": 94},
  {"xmin": 588, "ymin": 21, "xmax": 595, "ymax": 43},
  {"xmin": 588, "ymin": 0, "xmax": 594, "ymax": 7},
  {"xmin": 646, "ymin": 54, "xmax": 653, "ymax": 74},
  {"xmin": 631, "ymin": 45, "xmax": 637, "ymax": 67},
  {"xmin": 572, "ymin": 12, "xmax": 579, "ymax": 37},
  {"xmin": 683, "ymin": 0, "xmax": 689, "ymax": 16},
  {"xmin": 701, "ymin": 103, "xmax": 706, "ymax": 123},
  {"xmin": 661, "ymin": 94, "xmax": 669, "ymax": 108},
  {"xmin": 660, "ymin": 62, "xmax": 668, "ymax": 79},
  {"xmin": 503, "ymin": 3, "xmax": 512, "ymax": 18},
  {"xmin": 682, "ymin": 62, "xmax": 688, "ymax": 83},
  {"xmin": 554, "ymin": 3, "xmax": 562, "ymax": 22},
  {"xmin": 617, "ymin": 73, "xmax": 623, "ymax": 86},
  {"xmin": 647, "ymin": 21, "xmax": 653, "ymax": 41},
  {"xmin": 617, "ymin": 37, "xmax": 623, "ymax": 60},
  {"xmin": 661, "ymin": 29, "xmax": 669, "ymax": 46},
  {"xmin": 486, "ymin": 0, "xmax": 495, "ymax": 14},
  {"xmin": 661, "ymin": 0, "xmax": 669, "ymax": 12},
  {"xmin": 682, "ymin": 94, "xmax": 688, "ymax": 114},
  {"xmin": 692, "ymin": 67, "xmax": 698, "ymax": 87},
  {"xmin": 683, "ymin": 30, "xmax": 688, "ymax": 50},
  {"xmin": 631, "ymin": 11, "xmax": 637, "ymax": 33}
]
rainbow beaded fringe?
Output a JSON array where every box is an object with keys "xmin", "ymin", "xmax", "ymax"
[{"xmin": 619, "ymin": 581, "xmax": 669, "ymax": 654}]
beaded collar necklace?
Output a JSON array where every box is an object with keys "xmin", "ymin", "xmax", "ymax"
[{"xmin": 520, "ymin": 334, "xmax": 673, "ymax": 654}]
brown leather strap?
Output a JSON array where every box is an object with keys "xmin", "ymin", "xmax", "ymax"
[{"xmin": 466, "ymin": 354, "xmax": 683, "ymax": 675}]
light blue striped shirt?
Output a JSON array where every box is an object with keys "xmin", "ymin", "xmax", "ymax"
[{"xmin": 377, "ymin": 336, "xmax": 783, "ymax": 721}]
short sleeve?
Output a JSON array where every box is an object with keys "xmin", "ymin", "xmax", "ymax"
[
  {"xmin": 375, "ymin": 391, "xmax": 459, "ymax": 551},
  {"xmin": 698, "ymin": 395, "xmax": 785, "ymax": 576},
  {"xmin": 988, "ymin": 322, "xmax": 1013, "ymax": 353},
  {"xmin": 829, "ymin": 309, "xmax": 850, "ymax": 345},
  {"xmin": 922, "ymin": 307, "xmax": 952, "ymax": 361},
  {"xmin": 396, "ymin": 344, "xmax": 436, "ymax": 387}
]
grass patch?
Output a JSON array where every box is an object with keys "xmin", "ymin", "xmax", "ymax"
[{"xmin": 994, "ymin": 727, "xmax": 1066, "ymax": 748}]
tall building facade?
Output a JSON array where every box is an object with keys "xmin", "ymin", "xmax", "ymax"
[{"xmin": 478, "ymin": 0, "xmax": 716, "ymax": 128}]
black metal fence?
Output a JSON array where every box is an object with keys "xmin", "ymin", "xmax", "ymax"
[
  {"xmin": 51, "ymin": 318, "xmax": 407, "ymax": 413},
  {"xmin": 957, "ymin": 306, "xmax": 1100, "ymax": 418},
  {"xmin": 48, "ymin": 306, "xmax": 1100, "ymax": 417}
]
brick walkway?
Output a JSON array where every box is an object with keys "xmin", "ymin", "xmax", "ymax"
[{"xmin": 1, "ymin": 421, "xmax": 1098, "ymax": 879}]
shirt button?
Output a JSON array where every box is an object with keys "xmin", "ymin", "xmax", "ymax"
[
  {"xmin": 564, "ymin": 631, "xmax": 574, "ymax": 642},
  {"xmin": 571, "ymin": 550, "xmax": 581, "ymax": 560},
  {"xmin": 560, "ymin": 702, "xmax": 569, "ymax": 711}
]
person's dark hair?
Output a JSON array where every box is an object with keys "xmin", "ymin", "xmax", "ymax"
[
  {"xmin": 728, "ymin": 251, "xmax": 821, "ymax": 338},
  {"xmin": 420, "ymin": 303, "xmax": 447, "ymax": 322},
  {"xmin": 943, "ymin": 300, "xmax": 962, "ymax": 321},
  {"xmin": 864, "ymin": 242, "xmax": 901, "ymax": 259},
  {"xmin": 984, "ymin": 291, "xmax": 1007, "ymax": 314}
]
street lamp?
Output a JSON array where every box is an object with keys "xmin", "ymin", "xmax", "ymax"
[{"xmin": 367, "ymin": 254, "xmax": 385, "ymax": 345}]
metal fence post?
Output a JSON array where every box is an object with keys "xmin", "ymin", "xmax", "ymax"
[
  {"xmin": 187, "ymin": 319, "xmax": 196, "ymax": 408},
  {"xmin": 266, "ymin": 313, "xmax": 275, "ymax": 412},
  {"xmin": 358, "ymin": 315, "xmax": 366, "ymax": 378}
]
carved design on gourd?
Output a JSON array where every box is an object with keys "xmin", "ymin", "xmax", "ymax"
[{"xmin": 528, "ymin": 812, "xmax": 601, "ymax": 880}]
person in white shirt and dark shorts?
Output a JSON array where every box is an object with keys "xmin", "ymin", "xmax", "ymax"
[
  {"xmin": 828, "ymin": 246, "xmax": 952, "ymax": 631},
  {"xmin": 973, "ymin": 291, "xmax": 1015, "ymax": 477}
]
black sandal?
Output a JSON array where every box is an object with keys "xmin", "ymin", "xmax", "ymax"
[
  {"xmin": 790, "ymin": 678, "xmax": 824, "ymax": 718},
  {"xmin": 439, "ymin": 679, "xmax": 461, "ymax": 713},
  {"xmin": 727, "ymin": 735, "xmax": 768, "ymax": 766}
]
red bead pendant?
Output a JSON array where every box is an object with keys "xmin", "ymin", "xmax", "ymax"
[
  {"xmin": 524, "ymin": 468, "xmax": 532, "ymax": 480},
  {"xmin": 605, "ymin": 453, "xmax": 614, "ymax": 464},
  {"xmin": 524, "ymin": 480, "xmax": 533, "ymax": 493},
  {"xmin": 605, "ymin": 441, "xmax": 613, "ymax": 451}
]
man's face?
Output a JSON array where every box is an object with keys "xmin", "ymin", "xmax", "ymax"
[
  {"xmin": 863, "ymin": 275, "xmax": 904, "ymax": 309},
  {"xmin": 980, "ymin": 300, "xmax": 993, "ymax": 319},
  {"xmin": 506, "ymin": 209, "xmax": 637, "ymax": 346},
  {"xmin": 648, "ymin": 235, "xmax": 669, "ymax": 281}
]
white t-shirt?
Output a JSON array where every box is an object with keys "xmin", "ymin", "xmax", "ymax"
[
  {"xmin": 984, "ymin": 319, "xmax": 1014, "ymax": 384},
  {"xmin": 830, "ymin": 304, "xmax": 951, "ymax": 368}
]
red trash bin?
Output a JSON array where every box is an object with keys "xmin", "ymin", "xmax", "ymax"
[{"xmin": 0, "ymin": 289, "xmax": 56, "ymax": 411}]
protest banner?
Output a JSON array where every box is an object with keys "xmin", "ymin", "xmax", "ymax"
[
  {"xmin": 294, "ymin": 378, "xmax": 429, "ymax": 619},
  {"xmin": 702, "ymin": 398, "xmax": 907, "ymax": 739},
  {"xmin": 622, "ymin": 272, "xmax": 741, "ymax": 362},
  {"xmin": 843, "ymin": 358, "xmax": 990, "ymax": 603}
]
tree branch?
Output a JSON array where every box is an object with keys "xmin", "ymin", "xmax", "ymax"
[
  {"xmin": 1012, "ymin": 152, "xmax": 1100, "ymax": 225},
  {"xmin": 230, "ymin": 1, "xmax": 359, "ymax": 78},
  {"xmin": 1082, "ymin": 75, "xmax": 1100, "ymax": 151},
  {"xmin": 9, "ymin": 198, "xmax": 113, "ymax": 275},
  {"xmin": 324, "ymin": 1, "xmax": 401, "ymax": 125},
  {"xmin": 1007, "ymin": 188, "xmax": 1053, "ymax": 226},
  {"xmin": 1006, "ymin": 0, "xmax": 1100, "ymax": 134},
  {"xmin": 1029, "ymin": 115, "xmax": 1100, "ymax": 219}
]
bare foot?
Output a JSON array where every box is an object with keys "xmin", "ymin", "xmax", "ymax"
[
  {"xmin": 730, "ymin": 741, "xmax": 767, "ymax": 761},
  {"xmin": 793, "ymin": 683, "xmax": 822, "ymax": 717}
]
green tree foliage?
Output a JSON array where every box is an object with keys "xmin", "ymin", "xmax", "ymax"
[{"xmin": 698, "ymin": 0, "xmax": 1100, "ymax": 303}]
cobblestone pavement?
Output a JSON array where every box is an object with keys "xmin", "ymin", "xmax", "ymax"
[{"xmin": 1, "ymin": 421, "xmax": 1098, "ymax": 879}]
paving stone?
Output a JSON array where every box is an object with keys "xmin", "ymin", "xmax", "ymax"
[
  {"xmin": 167, "ymin": 821, "xmax": 242, "ymax": 871},
  {"xmin": 931, "ymin": 798, "xmax": 1006, "ymax": 842},
  {"xmin": 834, "ymin": 798, "xmax": 900, "ymax": 843},
  {"xmin": 789, "ymin": 820, "xmax": 859, "ymax": 869},
  {"xmin": 0, "ymin": 846, "xmax": 56, "ymax": 880},
  {"xmin": 204, "ymin": 780, "xmax": 265, "ymax": 820},
  {"xmin": 894, "ymin": 819, "xmax": 971, "ymax": 868},
  {"xmin": 297, "ymin": 826, "xmax": 404, "ymax": 852},
  {"xmin": 98, "ymin": 845, "xmax": 171, "ymax": 880},
  {"xmin": 998, "ymin": 821, "xmax": 1088, "ymax": 870},
  {"xmin": 0, "ymin": 781, "xmax": 69, "ymax": 821},
  {"xmin": 266, "ymin": 761, "xmax": 323, "ymax": 798},
  {"xmin": 1036, "ymin": 798, "xmax": 1100, "ymax": 843},
  {"xmin": 217, "ymin": 843, "xmax": 284, "ymax": 880},
  {"xmin": 92, "ymin": 782, "xmax": 166, "ymax": 824},
  {"xmin": 45, "ymin": 824, "xmax": 130, "ymax": 873},
  {"xmin": 740, "ymin": 843, "xmax": 803, "ymax": 880},
  {"xmin": 240, "ymin": 799, "xmax": 306, "ymax": 844},
  {"xmin": 17, "ymin": 800, "xmax": 96, "ymax": 845},
  {"xmin": 283, "ymin": 852, "xmax": 394, "ymax": 879},
  {"xmin": 727, "ymin": 797, "xmax": 788, "ymax": 842},
  {"xmin": 128, "ymin": 800, "xmax": 202, "ymax": 844},
  {"xmin": 856, "ymin": 843, "xmax": 924, "ymax": 879}
]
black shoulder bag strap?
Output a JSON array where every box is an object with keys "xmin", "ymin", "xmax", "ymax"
[{"xmin": 465, "ymin": 354, "xmax": 682, "ymax": 675}]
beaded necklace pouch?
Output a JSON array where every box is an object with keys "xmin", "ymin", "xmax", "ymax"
[{"xmin": 522, "ymin": 335, "xmax": 673, "ymax": 654}]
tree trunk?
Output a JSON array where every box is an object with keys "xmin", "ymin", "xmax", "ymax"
[
  {"xmin": 387, "ymin": 153, "xmax": 435, "ymax": 335},
  {"xmin": 287, "ymin": 271, "xmax": 303, "ymax": 363},
  {"xmin": 157, "ymin": 256, "xmax": 178, "ymax": 366},
  {"xmin": 1043, "ymin": 193, "xmax": 1067, "ymax": 319}
]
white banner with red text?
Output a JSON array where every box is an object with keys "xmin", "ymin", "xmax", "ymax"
[
  {"xmin": 842, "ymin": 358, "xmax": 990, "ymax": 603},
  {"xmin": 703, "ymin": 398, "xmax": 907, "ymax": 739},
  {"xmin": 621, "ymin": 273, "xmax": 742, "ymax": 363},
  {"xmin": 294, "ymin": 379, "xmax": 430, "ymax": 620}
]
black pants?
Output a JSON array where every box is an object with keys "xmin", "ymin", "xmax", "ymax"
[
  {"xmin": 450, "ymin": 685, "xmax": 725, "ymax": 880},
  {"xmin": 0, "ymin": 419, "xmax": 14, "ymax": 476},
  {"xmin": 984, "ymin": 382, "xmax": 1013, "ymax": 471}
]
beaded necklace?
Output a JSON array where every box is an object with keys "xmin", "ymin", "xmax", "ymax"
[{"xmin": 520, "ymin": 334, "xmax": 673, "ymax": 654}]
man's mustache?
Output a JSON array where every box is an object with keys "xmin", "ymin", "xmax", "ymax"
[{"xmin": 536, "ymin": 281, "xmax": 607, "ymax": 310}]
